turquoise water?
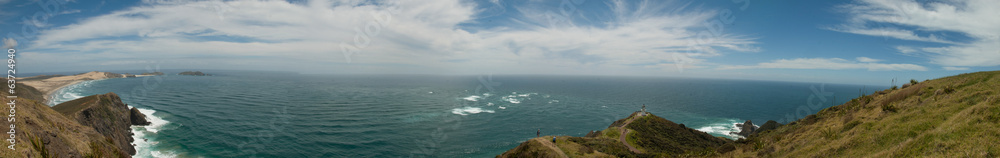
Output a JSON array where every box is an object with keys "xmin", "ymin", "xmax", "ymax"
[{"xmin": 47, "ymin": 71, "xmax": 882, "ymax": 157}]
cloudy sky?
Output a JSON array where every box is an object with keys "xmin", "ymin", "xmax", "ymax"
[{"xmin": 1, "ymin": 0, "xmax": 997, "ymax": 85}]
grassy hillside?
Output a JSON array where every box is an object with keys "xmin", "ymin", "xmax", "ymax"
[
  {"xmin": 726, "ymin": 71, "xmax": 1000, "ymax": 157},
  {"xmin": 499, "ymin": 70, "xmax": 1000, "ymax": 157},
  {"xmin": 0, "ymin": 90, "xmax": 128, "ymax": 158},
  {"xmin": 499, "ymin": 112, "xmax": 733, "ymax": 158}
]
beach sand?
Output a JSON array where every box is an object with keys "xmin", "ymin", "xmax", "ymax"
[{"xmin": 20, "ymin": 71, "xmax": 125, "ymax": 102}]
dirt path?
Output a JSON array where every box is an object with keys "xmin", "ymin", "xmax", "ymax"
[
  {"xmin": 619, "ymin": 112, "xmax": 642, "ymax": 153},
  {"xmin": 535, "ymin": 136, "xmax": 569, "ymax": 158}
]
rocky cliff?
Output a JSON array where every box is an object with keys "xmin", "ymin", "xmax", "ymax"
[
  {"xmin": 0, "ymin": 81, "xmax": 131, "ymax": 157},
  {"xmin": 52, "ymin": 92, "xmax": 147, "ymax": 156}
]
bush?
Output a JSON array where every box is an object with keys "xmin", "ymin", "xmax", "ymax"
[
  {"xmin": 881, "ymin": 103, "xmax": 898, "ymax": 113},
  {"xmin": 820, "ymin": 127, "xmax": 839, "ymax": 140},
  {"xmin": 891, "ymin": 85, "xmax": 898, "ymax": 90},
  {"xmin": 910, "ymin": 79, "xmax": 918, "ymax": 85}
]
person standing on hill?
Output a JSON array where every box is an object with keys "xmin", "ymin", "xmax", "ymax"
[{"xmin": 537, "ymin": 129, "xmax": 540, "ymax": 137}]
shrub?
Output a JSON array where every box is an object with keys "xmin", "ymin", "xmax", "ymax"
[
  {"xmin": 820, "ymin": 127, "xmax": 839, "ymax": 140},
  {"xmin": 881, "ymin": 103, "xmax": 898, "ymax": 113},
  {"xmin": 910, "ymin": 79, "xmax": 918, "ymax": 85},
  {"xmin": 891, "ymin": 85, "xmax": 898, "ymax": 90}
]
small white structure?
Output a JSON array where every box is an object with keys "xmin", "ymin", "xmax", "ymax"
[{"xmin": 639, "ymin": 104, "xmax": 648, "ymax": 116}]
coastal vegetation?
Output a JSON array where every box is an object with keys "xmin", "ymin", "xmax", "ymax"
[
  {"xmin": 1, "ymin": 74, "xmax": 149, "ymax": 157},
  {"xmin": 500, "ymin": 70, "xmax": 1000, "ymax": 157}
]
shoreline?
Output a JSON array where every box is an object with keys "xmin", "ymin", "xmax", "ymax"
[{"xmin": 20, "ymin": 71, "xmax": 162, "ymax": 105}]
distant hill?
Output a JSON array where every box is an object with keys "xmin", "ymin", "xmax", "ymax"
[{"xmin": 499, "ymin": 70, "xmax": 1000, "ymax": 157}]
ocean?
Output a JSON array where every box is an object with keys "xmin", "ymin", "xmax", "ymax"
[{"xmin": 46, "ymin": 71, "xmax": 882, "ymax": 157}]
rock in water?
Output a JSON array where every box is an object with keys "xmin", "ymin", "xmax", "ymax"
[
  {"xmin": 130, "ymin": 107, "xmax": 151, "ymax": 125},
  {"xmin": 737, "ymin": 120, "xmax": 757, "ymax": 137}
]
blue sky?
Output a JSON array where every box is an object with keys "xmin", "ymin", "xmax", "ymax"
[{"xmin": 1, "ymin": 0, "xmax": 998, "ymax": 85}]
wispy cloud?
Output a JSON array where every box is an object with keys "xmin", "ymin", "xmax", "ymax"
[
  {"xmin": 943, "ymin": 66, "xmax": 969, "ymax": 71},
  {"xmin": 718, "ymin": 57, "xmax": 927, "ymax": 71},
  {"xmin": 23, "ymin": 0, "xmax": 760, "ymax": 74},
  {"xmin": 833, "ymin": 0, "xmax": 1000, "ymax": 67}
]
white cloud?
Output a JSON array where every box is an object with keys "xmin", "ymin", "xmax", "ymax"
[
  {"xmin": 24, "ymin": 0, "xmax": 760, "ymax": 74},
  {"xmin": 895, "ymin": 46, "xmax": 917, "ymax": 54},
  {"xmin": 2, "ymin": 38, "xmax": 16, "ymax": 49},
  {"xmin": 942, "ymin": 66, "xmax": 969, "ymax": 71},
  {"xmin": 718, "ymin": 58, "xmax": 927, "ymax": 71},
  {"xmin": 856, "ymin": 57, "xmax": 880, "ymax": 62},
  {"xmin": 826, "ymin": 27, "xmax": 955, "ymax": 44},
  {"xmin": 834, "ymin": 0, "xmax": 1000, "ymax": 67}
]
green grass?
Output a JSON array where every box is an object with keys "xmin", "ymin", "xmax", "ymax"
[{"xmin": 723, "ymin": 70, "xmax": 1000, "ymax": 157}]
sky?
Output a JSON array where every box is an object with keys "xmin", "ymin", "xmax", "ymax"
[{"xmin": 1, "ymin": 0, "xmax": 998, "ymax": 86}]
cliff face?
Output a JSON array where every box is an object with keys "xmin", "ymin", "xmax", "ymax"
[
  {"xmin": 52, "ymin": 92, "xmax": 146, "ymax": 156},
  {"xmin": 0, "ymin": 90, "xmax": 128, "ymax": 157}
]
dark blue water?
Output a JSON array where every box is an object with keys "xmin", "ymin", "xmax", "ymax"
[{"xmin": 47, "ymin": 72, "xmax": 883, "ymax": 157}]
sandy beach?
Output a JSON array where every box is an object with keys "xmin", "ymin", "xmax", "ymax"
[{"xmin": 19, "ymin": 71, "xmax": 125, "ymax": 102}]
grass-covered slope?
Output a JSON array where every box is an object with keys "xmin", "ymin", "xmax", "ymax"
[
  {"xmin": 726, "ymin": 71, "xmax": 1000, "ymax": 157},
  {"xmin": 0, "ymin": 89, "xmax": 128, "ymax": 158},
  {"xmin": 627, "ymin": 114, "xmax": 731, "ymax": 156},
  {"xmin": 500, "ymin": 71, "xmax": 1000, "ymax": 157},
  {"xmin": 498, "ymin": 113, "xmax": 733, "ymax": 158}
]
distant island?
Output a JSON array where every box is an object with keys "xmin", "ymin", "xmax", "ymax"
[
  {"xmin": 178, "ymin": 71, "xmax": 210, "ymax": 76},
  {"xmin": 499, "ymin": 70, "xmax": 1000, "ymax": 157},
  {"xmin": 140, "ymin": 72, "xmax": 164, "ymax": 76}
]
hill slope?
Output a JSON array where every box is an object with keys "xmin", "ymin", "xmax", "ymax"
[
  {"xmin": 0, "ymin": 89, "xmax": 128, "ymax": 157},
  {"xmin": 499, "ymin": 70, "xmax": 1000, "ymax": 157},
  {"xmin": 726, "ymin": 71, "xmax": 1000, "ymax": 157},
  {"xmin": 498, "ymin": 112, "xmax": 733, "ymax": 157}
]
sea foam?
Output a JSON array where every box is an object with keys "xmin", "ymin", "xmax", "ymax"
[
  {"xmin": 130, "ymin": 106, "xmax": 177, "ymax": 158},
  {"xmin": 462, "ymin": 95, "xmax": 482, "ymax": 101},
  {"xmin": 450, "ymin": 107, "xmax": 495, "ymax": 115},
  {"xmin": 695, "ymin": 119, "xmax": 749, "ymax": 140}
]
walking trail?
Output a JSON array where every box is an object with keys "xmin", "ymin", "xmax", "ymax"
[
  {"xmin": 534, "ymin": 136, "xmax": 569, "ymax": 158},
  {"xmin": 619, "ymin": 112, "xmax": 642, "ymax": 154}
]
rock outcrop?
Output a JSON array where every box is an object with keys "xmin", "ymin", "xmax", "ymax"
[
  {"xmin": 130, "ymin": 107, "xmax": 151, "ymax": 125},
  {"xmin": 736, "ymin": 120, "xmax": 757, "ymax": 137},
  {"xmin": 52, "ymin": 92, "xmax": 141, "ymax": 155}
]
